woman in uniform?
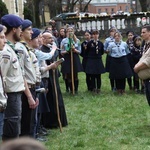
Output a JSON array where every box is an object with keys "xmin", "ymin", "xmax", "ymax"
[
  {"xmin": 131, "ymin": 35, "xmax": 143, "ymax": 93},
  {"xmin": 80, "ymin": 31, "xmax": 92, "ymax": 91},
  {"xmin": 126, "ymin": 31, "xmax": 135, "ymax": 90},
  {"xmin": 84, "ymin": 30, "xmax": 105, "ymax": 94},
  {"xmin": 108, "ymin": 31, "xmax": 133, "ymax": 94},
  {"xmin": 60, "ymin": 26, "xmax": 83, "ymax": 94}
]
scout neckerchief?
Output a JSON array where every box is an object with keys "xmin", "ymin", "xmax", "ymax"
[
  {"xmin": 143, "ymin": 42, "xmax": 150, "ymax": 54},
  {"xmin": 66, "ymin": 37, "xmax": 74, "ymax": 52},
  {"xmin": 7, "ymin": 40, "xmax": 20, "ymax": 60},
  {"xmin": 115, "ymin": 41, "xmax": 122, "ymax": 53},
  {"xmin": 20, "ymin": 41, "xmax": 32, "ymax": 58},
  {"xmin": 133, "ymin": 45, "xmax": 142, "ymax": 54},
  {"xmin": 20, "ymin": 41, "xmax": 37, "ymax": 70},
  {"xmin": 93, "ymin": 39, "xmax": 99, "ymax": 54}
]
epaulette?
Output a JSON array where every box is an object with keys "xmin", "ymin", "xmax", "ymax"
[
  {"xmin": 6, "ymin": 49, "xmax": 11, "ymax": 52},
  {"xmin": 17, "ymin": 49, "xmax": 24, "ymax": 54},
  {"xmin": 20, "ymin": 46, "xmax": 25, "ymax": 49},
  {"xmin": 2, "ymin": 54, "xmax": 10, "ymax": 60}
]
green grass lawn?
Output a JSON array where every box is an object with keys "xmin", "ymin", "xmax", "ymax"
[{"xmin": 44, "ymin": 58, "xmax": 150, "ymax": 150}]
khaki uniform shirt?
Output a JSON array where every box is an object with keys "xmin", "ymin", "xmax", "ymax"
[
  {"xmin": 30, "ymin": 49, "xmax": 41, "ymax": 83},
  {"xmin": 0, "ymin": 52, "xmax": 7, "ymax": 106},
  {"xmin": 0, "ymin": 42, "xmax": 25, "ymax": 93},
  {"xmin": 15, "ymin": 42, "xmax": 36, "ymax": 85},
  {"xmin": 138, "ymin": 47, "xmax": 150, "ymax": 80},
  {"xmin": 40, "ymin": 60, "xmax": 49, "ymax": 78}
]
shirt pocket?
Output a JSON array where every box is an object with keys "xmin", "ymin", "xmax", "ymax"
[
  {"xmin": 26, "ymin": 55, "xmax": 30, "ymax": 62},
  {"xmin": 12, "ymin": 62, "xmax": 19, "ymax": 76}
]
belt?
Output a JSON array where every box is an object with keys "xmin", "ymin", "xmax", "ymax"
[
  {"xmin": 0, "ymin": 105, "xmax": 5, "ymax": 113},
  {"xmin": 144, "ymin": 79, "xmax": 150, "ymax": 82},
  {"xmin": 28, "ymin": 84, "xmax": 35, "ymax": 89}
]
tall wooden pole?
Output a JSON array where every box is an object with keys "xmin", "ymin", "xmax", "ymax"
[
  {"xmin": 70, "ymin": 47, "xmax": 75, "ymax": 95},
  {"xmin": 53, "ymin": 69, "xmax": 62, "ymax": 132}
]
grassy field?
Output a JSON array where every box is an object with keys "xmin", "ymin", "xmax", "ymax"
[{"xmin": 44, "ymin": 57, "xmax": 150, "ymax": 150}]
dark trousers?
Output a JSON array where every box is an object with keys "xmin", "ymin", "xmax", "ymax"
[
  {"xmin": 91, "ymin": 74, "xmax": 101, "ymax": 90},
  {"xmin": 115, "ymin": 78, "xmax": 126, "ymax": 90},
  {"xmin": 144, "ymin": 79, "xmax": 150, "ymax": 106},
  {"xmin": 110, "ymin": 79, "xmax": 116, "ymax": 90},
  {"xmin": 20, "ymin": 88, "xmax": 36, "ymax": 137},
  {"xmin": 133, "ymin": 73, "xmax": 139, "ymax": 90},
  {"xmin": 2, "ymin": 92, "xmax": 22, "ymax": 141},
  {"xmin": 127, "ymin": 77, "xmax": 132, "ymax": 89},
  {"xmin": 86, "ymin": 74, "xmax": 92, "ymax": 91}
]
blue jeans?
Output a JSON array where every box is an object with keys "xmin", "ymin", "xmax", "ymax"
[{"xmin": 0, "ymin": 112, "xmax": 4, "ymax": 139}]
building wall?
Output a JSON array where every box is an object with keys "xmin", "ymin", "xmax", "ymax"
[
  {"xmin": 88, "ymin": 3, "xmax": 130, "ymax": 14},
  {"xmin": 2, "ymin": 0, "xmax": 24, "ymax": 18}
]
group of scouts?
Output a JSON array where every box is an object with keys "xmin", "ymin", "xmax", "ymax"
[
  {"xmin": 0, "ymin": 13, "xmax": 150, "ymax": 143},
  {"xmin": 80, "ymin": 27, "xmax": 146, "ymax": 95},
  {"xmin": 0, "ymin": 14, "xmax": 68, "ymax": 142}
]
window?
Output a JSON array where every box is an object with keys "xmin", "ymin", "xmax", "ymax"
[{"xmin": 98, "ymin": 9, "xmax": 101, "ymax": 14}]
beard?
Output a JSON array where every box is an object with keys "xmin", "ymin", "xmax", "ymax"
[{"xmin": 13, "ymin": 32, "xmax": 21, "ymax": 42}]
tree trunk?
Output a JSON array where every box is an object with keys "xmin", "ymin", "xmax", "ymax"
[
  {"xmin": 79, "ymin": 0, "xmax": 84, "ymax": 12},
  {"xmin": 33, "ymin": 0, "xmax": 41, "ymax": 27},
  {"xmin": 47, "ymin": 0, "xmax": 62, "ymax": 18},
  {"xmin": 139, "ymin": 0, "xmax": 147, "ymax": 12},
  {"xmin": 83, "ymin": 0, "xmax": 92, "ymax": 12}
]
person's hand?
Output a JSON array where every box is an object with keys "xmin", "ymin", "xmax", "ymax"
[
  {"xmin": 28, "ymin": 97, "xmax": 39, "ymax": 109},
  {"xmin": 45, "ymin": 88, "xmax": 49, "ymax": 93},
  {"xmin": 34, "ymin": 98, "xmax": 39, "ymax": 108},
  {"xmin": 72, "ymin": 48, "xmax": 79, "ymax": 54},
  {"xmin": 49, "ymin": 62, "xmax": 58, "ymax": 70},
  {"xmin": 52, "ymin": 44, "xmax": 57, "ymax": 51},
  {"xmin": 134, "ymin": 64, "xmax": 139, "ymax": 73}
]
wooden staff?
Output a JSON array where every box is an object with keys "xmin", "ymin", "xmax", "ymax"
[
  {"xmin": 70, "ymin": 38, "xmax": 75, "ymax": 95},
  {"xmin": 52, "ymin": 69, "xmax": 62, "ymax": 132}
]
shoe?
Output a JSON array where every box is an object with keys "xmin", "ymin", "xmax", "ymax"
[
  {"xmin": 135, "ymin": 89, "xmax": 140, "ymax": 94},
  {"xmin": 97, "ymin": 89, "xmax": 100, "ymax": 94},
  {"xmin": 36, "ymin": 136, "xmax": 47, "ymax": 142},
  {"xmin": 92, "ymin": 89, "xmax": 97, "ymax": 94},
  {"xmin": 41, "ymin": 127, "xmax": 48, "ymax": 132},
  {"xmin": 66, "ymin": 89, "xmax": 69, "ymax": 93},
  {"xmin": 38, "ymin": 130, "xmax": 48, "ymax": 136},
  {"xmin": 112, "ymin": 87, "xmax": 116, "ymax": 92}
]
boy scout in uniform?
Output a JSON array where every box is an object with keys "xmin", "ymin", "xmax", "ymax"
[
  {"xmin": 1, "ymin": 14, "xmax": 25, "ymax": 141},
  {"xmin": 15, "ymin": 19, "xmax": 39, "ymax": 138},
  {"xmin": 0, "ymin": 24, "xmax": 7, "ymax": 139}
]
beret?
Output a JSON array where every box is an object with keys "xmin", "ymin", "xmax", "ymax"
[
  {"xmin": 1, "ymin": 14, "xmax": 23, "ymax": 28},
  {"xmin": 22, "ymin": 19, "xmax": 32, "ymax": 30},
  {"xmin": 0, "ymin": 24, "xmax": 3, "ymax": 32},
  {"xmin": 31, "ymin": 28, "xmax": 41, "ymax": 40}
]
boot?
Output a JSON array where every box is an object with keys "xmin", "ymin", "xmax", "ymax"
[
  {"xmin": 75, "ymin": 80, "xmax": 79, "ymax": 94},
  {"xmin": 65, "ymin": 79, "xmax": 69, "ymax": 92}
]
